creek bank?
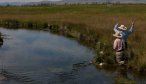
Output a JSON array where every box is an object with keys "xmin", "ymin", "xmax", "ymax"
[{"xmin": 0, "ymin": 19, "xmax": 141, "ymax": 72}]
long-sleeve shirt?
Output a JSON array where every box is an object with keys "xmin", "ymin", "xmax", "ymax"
[
  {"xmin": 114, "ymin": 24, "xmax": 134, "ymax": 42},
  {"xmin": 113, "ymin": 38, "xmax": 125, "ymax": 52}
]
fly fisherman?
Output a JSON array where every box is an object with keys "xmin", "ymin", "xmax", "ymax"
[
  {"xmin": 113, "ymin": 31, "xmax": 126, "ymax": 65},
  {"xmin": 114, "ymin": 22, "xmax": 134, "ymax": 49}
]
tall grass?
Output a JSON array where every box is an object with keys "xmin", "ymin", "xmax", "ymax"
[{"xmin": 0, "ymin": 4, "xmax": 146, "ymax": 71}]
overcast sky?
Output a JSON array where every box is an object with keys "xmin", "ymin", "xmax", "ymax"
[
  {"xmin": 0, "ymin": 0, "xmax": 145, "ymax": 3},
  {"xmin": 0, "ymin": 0, "xmax": 61, "ymax": 3}
]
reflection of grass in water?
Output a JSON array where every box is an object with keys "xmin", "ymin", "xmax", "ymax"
[
  {"xmin": 114, "ymin": 77, "xmax": 136, "ymax": 84},
  {"xmin": 0, "ymin": 4, "xmax": 145, "ymax": 71},
  {"xmin": 95, "ymin": 65, "xmax": 137, "ymax": 84},
  {"xmin": 113, "ymin": 66, "xmax": 136, "ymax": 84}
]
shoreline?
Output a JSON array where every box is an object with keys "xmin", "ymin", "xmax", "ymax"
[
  {"xmin": 0, "ymin": 4, "xmax": 145, "ymax": 73},
  {"xmin": 0, "ymin": 19, "xmax": 144, "ymax": 73}
]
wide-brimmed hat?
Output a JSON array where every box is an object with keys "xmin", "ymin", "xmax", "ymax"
[
  {"xmin": 113, "ymin": 31, "xmax": 122, "ymax": 38},
  {"xmin": 118, "ymin": 25, "xmax": 127, "ymax": 30}
]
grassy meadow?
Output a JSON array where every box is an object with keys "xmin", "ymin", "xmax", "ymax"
[{"xmin": 0, "ymin": 4, "xmax": 146, "ymax": 71}]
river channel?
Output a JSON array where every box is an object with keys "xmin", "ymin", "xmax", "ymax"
[
  {"xmin": 0, "ymin": 28, "xmax": 114, "ymax": 84},
  {"xmin": 1, "ymin": 27, "xmax": 146, "ymax": 84}
]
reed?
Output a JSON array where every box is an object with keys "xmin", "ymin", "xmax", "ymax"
[{"xmin": 0, "ymin": 4, "xmax": 145, "ymax": 71}]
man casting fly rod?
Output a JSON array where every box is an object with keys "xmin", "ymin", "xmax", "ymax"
[{"xmin": 113, "ymin": 21, "xmax": 134, "ymax": 65}]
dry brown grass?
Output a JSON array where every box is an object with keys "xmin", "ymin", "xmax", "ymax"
[{"xmin": 0, "ymin": 4, "xmax": 146, "ymax": 70}]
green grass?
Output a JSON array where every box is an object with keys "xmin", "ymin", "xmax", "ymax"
[
  {"xmin": 0, "ymin": 4, "xmax": 146, "ymax": 71},
  {"xmin": 1, "ymin": 4, "xmax": 146, "ymax": 14}
]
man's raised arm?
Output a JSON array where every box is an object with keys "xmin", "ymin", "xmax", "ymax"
[{"xmin": 114, "ymin": 23, "xmax": 119, "ymax": 33}]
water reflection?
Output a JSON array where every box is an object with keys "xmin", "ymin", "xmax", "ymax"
[
  {"xmin": 95, "ymin": 64, "xmax": 146, "ymax": 84},
  {"xmin": 54, "ymin": 61, "xmax": 92, "ymax": 84},
  {"xmin": 0, "ymin": 27, "xmax": 146, "ymax": 84},
  {"xmin": 0, "ymin": 69, "xmax": 43, "ymax": 84},
  {"xmin": 0, "ymin": 28, "xmax": 112, "ymax": 84},
  {"xmin": 0, "ymin": 32, "xmax": 3, "ymax": 48}
]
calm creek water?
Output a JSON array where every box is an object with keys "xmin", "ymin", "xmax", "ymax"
[
  {"xmin": 0, "ymin": 28, "xmax": 113, "ymax": 84},
  {"xmin": 0, "ymin": 28, "xmax": 146, "ymax": 84}
]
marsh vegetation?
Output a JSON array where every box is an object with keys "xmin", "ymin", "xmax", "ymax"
[{"xmin": 0, "ymin": 4, "xmax": 145, "ymax": 72}]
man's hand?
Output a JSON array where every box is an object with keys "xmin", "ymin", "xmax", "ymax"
[{"xmin": 132, "ymin": 21, "xmax": 135, "ymax": 25}]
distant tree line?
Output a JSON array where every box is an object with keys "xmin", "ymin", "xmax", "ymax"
[{"xmin": 0, "ymin": 1, "xmax": 146, "ymax": 7}]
